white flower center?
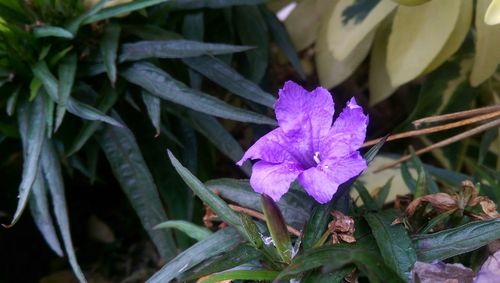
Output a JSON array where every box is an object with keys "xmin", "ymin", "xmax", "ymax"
[{"xmin": 313, "ymin": 151, "xmax": 321, "ymax": 164}]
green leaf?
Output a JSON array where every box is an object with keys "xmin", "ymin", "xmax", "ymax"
[
  {"xmin": 29, "ymin": 171, "xmax": 63, "ymax": 257},
  {"xmin": 97, "ymin": 119, "xmax": 176, "ymax": 260},
  {"xmin": 261, "ymin": 194, "xmax": 292, "ymax": 263},
  {"xmin": 204, "ymin": 178, "xmax": 313, "ymax": 229},
  {"xmin": 354, "ymin": 182, "xmax": 378, "ymax": 211},
  {"xmin": 84, "ymin": 0, "xmax": 169, "ymax": 24},
  {"xmin": 141, "ymin": 90, "xmax": 161, "ymax": 135},
  {"xmin": 302, "ymin": 201, "xmax": 333, "ymax": 249},
  {"xmin": 240, "ymin": 214, "xmax": 264, "ymax": 248},
  {"xmin": 259, "ymin": 6, "xmax": 305, "ymax": 79},
  {"xmin": 387, "ymin": 0, "xmax": 461, "ymax": 87},
  {"xmin": 167, "ymin": 150, "xmax": 242, "ymax": 229},
  {"xmin": 172, "ymin": 0, "xmax": 264, "ymax": 10},
  {"xmin": 6, "ymin": 86, "xmax": 21, "ymax": 116},
  {"xmin": 235, "ymin": 5, "xmax": 269, "ymax": 83},
  {"xmin": 121, "ymin": 62, "xmax": 276, "ymax": 125},
  {"xmin": 66, "ymin": 0, "xmax": 107, "ymax": 34},
  {"xmin": 182, "ymin": 56, "xmax": 275, "ymax": 108},
  {"xmin": 120, "ymin": 40, "xmax": 252, "ymax": 61},
  {"xmin": 146, "ymin": 227, "xmax": 243, "ymax": 283},
  {"xmin": 181, "ymin": 244, "xmax": 262, "ymax": 281},
  {"xmin": 100, "ymin": 22, "xmax": 121, "ymax": 85},
  {"xmin": 3, "ymin": 96, "xmax": 46, "ymax": 228},
  {"xmin": 424, "ymin": 164, "xmax": 468, "ymax": 187},
  {"xmin": 55, "ymin": 52, "xmax": 77, "ymax": 131},
  {"xmin": 375, "ymin": 178, "xmax": 392, "ymax": 208},
  {"xmin": 41, "ymin": 141, "xmax": 86, "ymax": 283},
  {"xmin": 276, "ymin": 244, "xmax": 403, "ymax": 282},
  {"xmin": 154, "ymin": 220, "xmax": 212, "ymax": 241},
  {"xmin": 413, "ymin": 219, "xmax": 500, "ymax": 261},
  {"xmin": 66, "ymin": 97, "xmax": 123, "ymax": 127},
  {"xmin": 187, "ymin": 111, "xmax": 251, "ymax": 175},
  {"xmin": 66, "ymin": 85, "xmax": 118, "ymax": 155},
  {"xmin": 363, "ymin": 135, "xmax": 388, "ymax": 163},
  {"xmin": 200, "ymin": 270, "xmax": 279, "ymax": 283},
  {"xmin": 32, "ymin": 61, "xmax": 58, "ymax": 101},
  {"xmin": 33, "ymin": 26, "xmax": 74, "ymax": 39},
  {"xmin": 364, "ymin": 210, "xmax": 417, "ymax": 281}
]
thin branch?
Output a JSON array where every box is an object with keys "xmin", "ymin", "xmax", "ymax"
[
  {"xmin": 373, "ymin": 118, "xmax": 500, "ymax": 172},
  {"xmin": 362, "ymin": 110, "xmax": 500, "ymax": 148},
  {"xmin": 412, "ymin": 104, "xmax": 500, "ymax": 127},
  {"xmin": 228, "ymin": 204, "xmax": 301, "ymax": 237}
]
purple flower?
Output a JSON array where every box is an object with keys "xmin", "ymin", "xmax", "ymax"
[{"xmin": 237, "ymin": 81, "xmax": 368, "ymax": 204}]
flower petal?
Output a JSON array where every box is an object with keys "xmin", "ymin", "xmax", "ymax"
[
  {"xmin": 320, "ymin": 97, "xmax": 368, "ymax": 159},
  {"xmin": 237, "ymin": 128, "xmax": 296, "ymax": 165},
  {"xmin": 275, "ymin": 81, "xmax": 334, "ymax": 141},
  {"xmin": 250, "ymin": 160, "xmax": 302, "ymax": 202},
  {"xmin": 298, "ymin": 151, "xmax": 367, "ymax": 204}
]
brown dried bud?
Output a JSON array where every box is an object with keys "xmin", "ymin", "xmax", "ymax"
[{"xmin": 328, "ymin": 210, "xmax": 356, "ymax": 244}]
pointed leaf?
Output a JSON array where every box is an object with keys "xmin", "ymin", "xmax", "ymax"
[
  {"xmin": 66, "ymin": 97, "xmax": 123, "ymax": 127},
  {"xmin": 201, "ymin": 270, "xmax": 279, "ymax": 283},
  {"xmin": 120, "ymin": 40, "xmax": 252, "ymax": 61},
  {"xmin": 66, "ymin": 0, "xmax": 107, "ymax": 34},
  {"xmin": 364, "ymin": 210, "xmax": 417, "ymax": 280},
  {"xmin": 101, "ymin": 22, "xmax": 121, "ymax": 85},
  {"xmin": 146, "ymin": 227, "xmax": 243, "ymax": 283},
  {"xmin": 121, "ymin": 62, "xmax": 276, "ymax": 125},
  {"xmin": 97, "ymin": 118, "xmax": 176, "ymax": 260},
  {"xmin": 260, "ymin": 6, "xmax": 305, "ymax": 79},
  {"xmin": 55, "ymin": 52, "xmax": 77, "ymax": 131},
  {"xmin": 141, "ymin": 90, "xmax": 161, "ymax": 135},
  {"xmin": 182, "ymin": 56, "xmax": 275, "ymax": 108},
  {"xmin": 167, "ymin": 150, "xmax": 242, "ymax": 228},
  {"xmin": 154, "ymin": 220, "xmax": 212, "ymax": 241},
  {"xmin": 41, "ymin": 141, "xmax": 86, "ymax": 283},
  {"xmin": 84, "ymin": 0, "xmax": 168, "ymax": 24},
  {"xmin": 3, "ymin": 96, "xmax": 46, "ymax": 227},
  {"xmin": 29, "ymin": 171, "xmax": 63, "ymax": 257},
  {"xmin": 302, "ymin": 202, "xmax": 334, "ymax": 250},
  {"xmin": 33, "ymin": 26, "xmax": 74, "ymax": 39},
  {"xmin": 32, "ymin": 61, "xmax": 58, "ymax": 100},
  {"xmin": 414, "ymin": 219, "xmax": 500, "ymax": 261}
]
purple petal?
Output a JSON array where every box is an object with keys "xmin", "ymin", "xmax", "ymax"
[
  {"xmin": 320, "ymin": 97, "xmax": 368, "ymax": 160},
  {"xmin": 237, "ymin": 128, "xmax": 295, "ymax": 165},
  {"xmin": 275, "ymin": 81, "xmax": 334, "ymax": 141},
  {"xmin": 298, "ymin": 151, "xmax": 367, "ymax": 204},
  {"xmin": 249, "ymin": 160, "xmax": 303, "ymax": 202}
]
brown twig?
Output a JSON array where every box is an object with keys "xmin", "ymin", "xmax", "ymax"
[
  {"xmin": 228, "ymin": 204, "xmax": 301, "ymax": 237},
  {"xmin": 362, "ymin": 110, "xmax": 500, "ymax": 148},
  {"xmin": 412, "ymin": 104, "xmax": 500, "ymax": 127},
  {"xmin": 374, "ymin": 118, "xmax": 500, "ymax": 172}
]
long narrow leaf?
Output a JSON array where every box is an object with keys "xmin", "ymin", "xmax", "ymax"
[
  {"xmin": 41, "ymin": 141, "xmax": 86, "ymax": 283},
  {"xmin": 101, "ymin": 22, "xmax": 121, "ymax": 85},
  {"xmin": 55, "ymin": 52, "xmax": 77, "ymax": 131},
  {"xmin": 414, "ymin": 219, "xmax": 500, "ymax": 262},
  {"xmin": 182, "ymin": 56, "xmax": 275, "ymax": 108},
  {"xmin": 188, "ymin": 111, "xmax": 251, "ymax": 175},
  {"xmin": 167, "ymin": 150, "xmax": 242, "ymax": 228},
  {"xmin": 66, "ymin": 97, "xmax": 123, "ymax": 127},
  {"xmin": 97, "ymin": 117, "xmax": 176, "ymax": 260},
  {"xmin": 121, "ymin": 62, "xmax": 276, "ymax": 125},
  {"xmin": 154, "ymin": 220, "xmax": 212, "ymax": 241},
  {"xmin": 29, "ymin": 171, "xmax": 63, "ymax": 257},
  {"xmin": 32, "ymin": 61, "xmax": 58, "ymax": 100},
  {"xmin": 84, "ymin": 0, "xmax": 169, "ymax": 24},
  {"xmin": 172, "ymin": 0, "xmax": 264, "ymax": 10},
  {"xmin": 120, "ymin": 40, "xmax": 253, "ymax": 61},
  {"xmin": 141, "ymin": 90, "xmax": 161, "ymax": 135},
  {"xmin": 201, "ymin": 270, "xmax": 279, "ymax": 283},
  {"xmin": 33, "ymin": 26, "xmax": 74, "ymax": 39},
  {"xmin": 3, "ymin": 96, "xmax": 46, "ymax": 227},
  {"xmin": 147, "ymin": 227, "xmax": 242, "ymax": 283}
]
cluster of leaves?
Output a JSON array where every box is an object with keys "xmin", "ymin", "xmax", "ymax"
[
  {"xmin": 284, "ymin": 0, "xmax": 500, "ymax": 105},
  {"xmin": 0, "ymin": 0, "xmax": 305, "ymax": 281},
  {"xmin": 152, "ymin": 140, "xmax": 500, "ymax": 282}
]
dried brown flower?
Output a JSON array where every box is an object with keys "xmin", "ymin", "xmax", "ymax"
[{"xmin": 328, "ymin": 211, "xmax": 356, "ymax": 244}]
